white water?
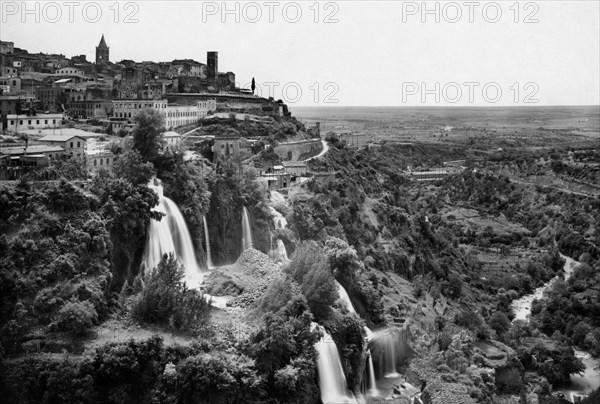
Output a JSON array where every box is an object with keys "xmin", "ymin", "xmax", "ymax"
[
  {"xmin": 371, "ymin": 328, "xmax": 401, "ymax": 378},
  {"xmin": 367, "ymin": 350, "xmax": 378, "ymax": 397},
  {"xmin": 336, "ymin": 280, "xmax": 357, "ymax": 314},
  {"xmin": 143, "ymin": 179, "xmax": 205, "ymax": 288},
  {"xmin": 510, "ymin": 254, "xmax": 600, "ymax": 402},
  {"xmin": 272, "ymin": 239, "xmax": 288, "ymax": 262},
  {"xmin": 203, "ymin": 216, "xmax": 214, "ymax": 269},
  {"xmin": 241, "ymin": 206, "xmax": 253, "ymax": 250},
  {"xmin": 268, "ymin": 206, "xmax": 289, "ymax": 262},
  {"xmin": 314, "ymin": 324, "xmax": 357, "ymax": 404},
  {"xmin": 511, "ymin": 254, "xmax": 578, "ymax": 321}
]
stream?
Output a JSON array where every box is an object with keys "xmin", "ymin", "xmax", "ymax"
[{"xmin": 510, "ymin": 254, "xmax": 600, "ymax": 402}]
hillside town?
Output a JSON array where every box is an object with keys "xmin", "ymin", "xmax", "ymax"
[{"xmin": 0, "ymin": 36, "xmax": 302, "ymax": 180}]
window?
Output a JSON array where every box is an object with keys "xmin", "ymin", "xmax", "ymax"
[
  {"xmin": 45, "ymin": 120, "xmax": 48, "ymax": 124},
  {"xmin": 52, "ymin": 119, "xmax": 56, "ymax": 124},
  {"xmin": 93, "ymin": 159, "xmax": 97, "ymax": 166},
  {"xmin": 19, "ymin": 120, "xmax": 23, "ymax": 125},
  {"xmin": 36, "ymin": 120, "xmax": 39, "ymax": 124},
  {"xmin": 70, "ymin": 142, "xmax": 73, "ymax": 148},
  {"xmin": 100, "ymin": 159, "xmax": 103, "ymax": 165},
  {"xmin": 77, "ymin": 142, "xmax": 80, "ymax": 148},
  {"xmin": 28, "ymin": 120, "xmax": 31, "ymax": 125},
  {"xmin": 10, "ymin": 120, "xmax": 14, "ymax": 125}
]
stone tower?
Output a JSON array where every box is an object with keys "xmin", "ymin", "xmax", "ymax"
[
  {"xmin": 207, "ymin": 51, "xmax": 218, "ymax": 89},
  {"xmin": 96, "ymin": 34, "xmax": 109, "ymax": 65}
]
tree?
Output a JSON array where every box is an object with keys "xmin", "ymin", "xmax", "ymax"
[
  {"xmin": 285, "ymin": 241, "xmax": 338, "ymax": 321},
  {"xmin": 489, "ymin": 312, "xmax": 511, "ymax": 337},
  {"xmin": 132, "ymin": 253, "xmax": 210, "ymax": 331},
  {"xmin": 251, "ymin": 77, "xmax": 256, "ymax": 95},
  {"xmin": 112, "ymin": 146, "xmax": 156, "ymax": 185},
  {"xmin": 131, "ymin": 109, "xmax": 165, "ymax": 164}
]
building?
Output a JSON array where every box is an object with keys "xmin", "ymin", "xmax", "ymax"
[
  {"xmin": 95, "ymin": 35, "xmax": 109, "ymax": 65},
  {"xmin": 338, "ymin": 132, "xmax": 371, "ymax": 149},
  {"xmin": 1, "ymin": 66, "xmax": 19, "ymax": 77},
  {"xmin": 87, "ymin": 150, "xmax": 114, "ymax": 171},
  {"xmin": 38, "ymin": 134, "xmax": 86, "ymax": 157},
  {"xmin": 6, "ymin": 113, "xmax": 63, "ymax": 132},
  {"xmin": 1, "ymin": 95, "xmax": 35, "ymax": 121},
  {"xmin": 282, "ymin": 161, "xmax": 308, "ymax": 176},
  {"xmin": 207, "ymin": 51, "xmax": 218, "ymax": 89},
  {"xmin": 0, "ymin": 41, "xmax": 14, "ymax": 54},
  {"xmin": 68, "ymin": 99, "xmax": 112, "ymax": 119},
  {"xmin": 0, "ymin": 144, "xmax": 65, "ymax": 160},
  {"xmin": 112, "ymin": 99, "xmax": 167, "ymax": 119},
  {"xmin": 56, "ymin": 67, "xmax": 85, "ymax": 76},
  {"xmin": 112, "ymin": 99, "xmax": 212, "ymax": 129},
  {"xmin": 213, "ymin": 135, "xmax": 241, "ymax": 162},
  {"xmin": 0, "ymin": 76, "xmax": 21, "ymax": 93},
  {"xmin": 162, "ymin": 131, "xmax": 181, "ymax": 150},
  {"xmin": 407, "ymin": 168, "xmax": 450, "ymax": 182},
  {"xmin": 162, "ymin": 102, "xmax": 210, "ymax": 129}
]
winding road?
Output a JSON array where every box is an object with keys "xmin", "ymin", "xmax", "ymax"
[{"xmin": 303, "ymin": 139, "xmax": 330, "ymax": 162}]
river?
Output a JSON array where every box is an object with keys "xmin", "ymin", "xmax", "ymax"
[{"xmin": 510, "ymin": 254, "xmax": 600, "ymax": 402}]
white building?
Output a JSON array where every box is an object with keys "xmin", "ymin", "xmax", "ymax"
[
  {"xmin": 112, "ymin": 99, "xmax": 167, "ymax": 119},
  {"xmin": 162, "ymin": 131, "xmax": 181, "ymax": 150},
  {"xmin": 162, "ymin": 102, "xmax": 211, "ymax": 129},
  {"xmin": 6, "ymin": 113, "xmax": 63, "ymax": 132}
]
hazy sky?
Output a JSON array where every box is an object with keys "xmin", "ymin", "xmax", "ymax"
[{"xmin": 2, "ymin": 0, "xmax": 599, "ymax": 106}]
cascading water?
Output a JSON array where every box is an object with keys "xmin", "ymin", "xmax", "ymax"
[
  {"xmin": 272, "ymin": 239, "xmax": 288, "ymax": 262},
  {"xmin": 241, "ymin": 206, "xmax": 253, "ymax": 250},
  {"xmin": 269, "ymin": 206, "xmax": 288, "ymax": 229},
  {"xmin": 336, "ymin": 280, "xmax": 356, "ymax": 314},
  {"xmin": 142, "ymin": 179, "xmax": 204, "ymax": 288},
  {"xmin": 367, "ymin": 351, "xmax": 378, "ymax": 397},
  {"xmin": 313, "ymin": 323, "xmax": 357, "ymax": 404},
  {"xmin": 336, "ymin": 280, "xmax": 377, "ymax": 395},
  {"xmin": 370, "ymin": 328, "xmax": 401, "ymax": 378},
  {"xmin": 203, "ymin": 216, "xmax": 213, "ymax": 269},
  {"xmin": 268, "ymin": 206, "xmax": 289, "ymax": 262}
]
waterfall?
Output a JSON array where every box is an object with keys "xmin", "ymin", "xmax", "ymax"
[
  {"xmin": 203, "ymin": 216, "xmax": 213, "ymax": 269},
  {"xmin": 241, "ymin": 206, "xmax": 253, "ymax": 250},
  {"xmin": 269, "ymin": 206, "xmax": 288, "ymax": 229},
  {"xmin": 313, "ymin": 324, "xmax": 357, "ymax": 404},
  {"xmin": 268, "ymin": 206, "xmax": 289, "ymax": 262},
  {"xmin": 336, "ymin": 280, "xmax": 356, "ymax": 314},
  {"xmin": 370, "ymin": 328, "xmax": 401, "ymax": 378},
  {"xmin": 143, "ymin": 179, "xmax": 204, "ymax": 288},
  {"xmin": 367, "ymin": 350, "xmax": 378, "ymax": 396},
  {"xmin": 272, "ymin": 239, "xmax": 288, "ymax": 262}
]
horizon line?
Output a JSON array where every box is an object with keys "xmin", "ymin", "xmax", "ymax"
[{"xmin": 290, "ymin": 104, "xmax": 600, "ymax": 108}]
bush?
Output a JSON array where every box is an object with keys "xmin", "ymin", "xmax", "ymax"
[
  {"xmin": 488, "ymin": 312, "xmax": 511, "ymax": 337},
  {"xmin": 285, "ymin": 241, "xmax": 338, "ymax": 322},
  {"xmin": 51, "ymin": 300, "xmax": 97, "ymax": 335},
  {"xmin": 132, "ymin": 254, "xmax": 210, "ymax": 331}
]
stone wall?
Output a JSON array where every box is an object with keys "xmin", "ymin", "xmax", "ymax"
[{"xmin": 274, "ymin": 139, "xmax": 322, "ymax": 161}]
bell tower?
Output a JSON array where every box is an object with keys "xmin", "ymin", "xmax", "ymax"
[{"xmin": 95, "ymin": 34, "xmax": 109, "ymax": 65}]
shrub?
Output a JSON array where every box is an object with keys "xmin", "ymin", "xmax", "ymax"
[
  {"xmin": 132, "ymin": 253, "xmax": 210, "ymax": 331},
  {"xmin": 52, "ymin": 300, "xmax": 97, "ymax": 335}
]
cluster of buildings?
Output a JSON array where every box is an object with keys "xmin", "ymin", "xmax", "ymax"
[
  {"xmin": 0, "ymin": 130, "xmax": 184, "ymax": 180},
  {"xmin": 0, "ymin": 36, "xmax": 255, "ymax": 132},
  {"xmin": 0, "ymin": 36, "xmax": 299, "ymax": 181},
  {"xmin": 0, "ymin": 133, "xmax": 113, "ymax": 179}
]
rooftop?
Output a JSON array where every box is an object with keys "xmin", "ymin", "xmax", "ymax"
[
  {"xmin": 0, "ymin": 145, "xmax": 64, "ymax": 156},
  {"xmin": 162, "ymin": 131, "xmax": 181, "ymax": 138},
  {"xmin": 39, "ymin": 134, "xmax": 86, "ymax": 142}
]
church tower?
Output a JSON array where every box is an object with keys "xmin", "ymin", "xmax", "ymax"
[{"xmin": 95, "ymin": 34, "xmax": 109, "ymax": 65}]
